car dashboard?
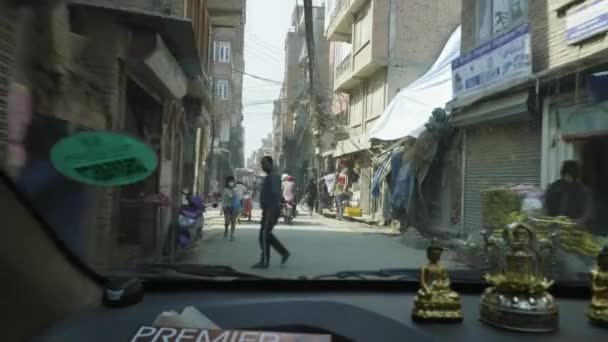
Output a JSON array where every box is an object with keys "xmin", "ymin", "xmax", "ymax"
[{"xmin": 35, "ymin": 284, "xmax": 603, "ymax": 342}]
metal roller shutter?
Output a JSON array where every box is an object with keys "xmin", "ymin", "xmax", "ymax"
[
  {"xmin": 0, "ymin": 8, "xmax": 16, "ymax": 161},
  {"xmin": 463, "ymin": 120, "xmax": 541, "ymax": 236}
]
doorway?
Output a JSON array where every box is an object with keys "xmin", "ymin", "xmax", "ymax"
[{"xmin": 580, "ymin": 137, "xmax": 608, "ymax": 235}]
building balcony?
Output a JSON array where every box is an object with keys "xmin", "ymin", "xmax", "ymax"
[
  {"xmin": 325, "ymin": 0, "xmax": 369, "ymax": 41},
  {"xmin": 207, "ymin": 0, "xmax": 245, "ymax": 12},
  {"xmin": 207, "ymin": 0, "xmax": 245, "ymax": 26},
  {"xmin": 333, "ymin": 41, "xmax": 387, "ymax": 91},
  {"xmin": 334, "ymin": 52, "xmax": 356, "ymax": 91}
]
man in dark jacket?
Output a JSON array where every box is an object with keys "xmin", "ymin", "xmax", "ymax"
[
  {"xmin": 545, "ymin": 160, "xmax": 594, "ymax": 226},
  {"xmin": 252, "ymin": 156, "xmax": 290, "ymax": 269}
]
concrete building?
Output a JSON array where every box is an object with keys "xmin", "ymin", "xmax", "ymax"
[
  {"xmin": 278, "ymin": 3, "xmax": 330, "ymax": 185},
  {"xmin": 1, "ymin": 0, "xmax": 215, "ymax": 268},
  {"xmin": 451, "ymin": 0, "xmax": 608, "ymax": 238},
  {"xmin": 271, "ymin": 98, "xmax": 283, "ymax": 168},
  {"xmin": 324, "ymin": 0, "xmax": 461, "ymax": 215},
  {"xmin": 207, "ymin": 0, "xmax": 246, "ymax": 191}
]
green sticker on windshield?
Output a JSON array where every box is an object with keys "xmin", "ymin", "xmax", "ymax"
[{"xmin": 50, "ymin": 131, "xmax": 158, "ymax": 187}]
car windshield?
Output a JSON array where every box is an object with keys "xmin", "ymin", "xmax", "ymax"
[{"xmin": 2, "ymin": 0, "xmax": 607, "ymax": 285}]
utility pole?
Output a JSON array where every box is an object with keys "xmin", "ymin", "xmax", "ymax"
[
  {"xmin": 204, "ymin": 37, "xmax": 217, "ymax": 196},
  {"xmin": 303, "ymin": 0, "xmax": 321, "ymax": 212}
]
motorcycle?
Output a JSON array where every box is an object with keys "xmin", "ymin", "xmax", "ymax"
[
  {"xmin": 175, "ymin": 192, "xmax": 217, "ymax": 250},
  {"xmin": 283, "ymin": 200, "xmax": 296, "ymax": 224}
]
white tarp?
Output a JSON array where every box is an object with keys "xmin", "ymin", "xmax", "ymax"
[{"xmin": 369, "ymin": 26, "xmax": 461, "ymax": 141}]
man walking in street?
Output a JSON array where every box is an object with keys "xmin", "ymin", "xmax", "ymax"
[{"xmin": 252, "ymin": 156, "xmax": 291, "ymax": 269}]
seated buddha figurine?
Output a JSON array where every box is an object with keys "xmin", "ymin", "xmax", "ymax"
[
  {"xmin": 588, "ymin": 245, "xmax": 608, "ymax": 326},
  {"xmin": 412, "ymin": 241, "xmax": 463, "ymax": 322},
  {"xmin": 486, "ymin": 223, "xmax": 553, "ymax": 293},
  {"xmin": 480, "ymin": 222, "xmax": 558, "ymax": 332}
]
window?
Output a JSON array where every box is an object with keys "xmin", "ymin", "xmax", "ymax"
[
  {"xmin": 353, "ymin": 5, "xmax": 371, "ymax": 51},
  {"xmin": 213, "ymin": 40, "xmax": 231, "ymax": 63},
  {"xmin": 215, "ymin": 79, "xmax": 231, "ymax": 100},
  {"xmin": 476, "ymin": 0, "xmax": 528, "ymax": 44}
]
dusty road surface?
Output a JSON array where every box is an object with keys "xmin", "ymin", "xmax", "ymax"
[{"xmin": 185, "ymin": 209, "xmax": 465, "ymax": 279}]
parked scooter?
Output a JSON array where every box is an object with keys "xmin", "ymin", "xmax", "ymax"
[{"xmin": 175, "ymin": 192, "xmax": 217, "ymax": 250}]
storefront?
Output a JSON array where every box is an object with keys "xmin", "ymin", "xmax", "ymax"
[
  {"xmin": 460, "ymin": 116, "xmax": 542, "ymax": 236},
  {"xmin": 450, "ymin": 23, "xmax": 539, "ymax": 237},
  {"xmin": 333, "ymin": 134, "xmax": 373, "ymax": 214},
  {"xmin": 542, "ymin": 94, "xmax": 608, "ymax": 234}
]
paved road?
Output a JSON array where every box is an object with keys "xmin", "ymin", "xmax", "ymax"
[{"xmin": 184, "ymin": 209, "xmax": 464, "ymax": 278}]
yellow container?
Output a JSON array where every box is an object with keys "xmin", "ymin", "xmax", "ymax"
[{"xmin": 344, "ymin": 207, "xmax": 362, "ymax": 217}]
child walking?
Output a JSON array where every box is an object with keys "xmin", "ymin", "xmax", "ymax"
[{"xmin": 222, "ymin": 176, "xmax": 240, "ymax": 241}]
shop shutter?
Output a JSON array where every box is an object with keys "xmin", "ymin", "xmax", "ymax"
[
  {"xmin": 463, "ymin": 120, "xmax": 541, "ymax": 236},
  {"xmin": 360, "ymin": 166, "xmax": 371, "ymax": 214},
  {"xmin": 0, "ymin": 8, "xmax": 16, "ymax": 161}
]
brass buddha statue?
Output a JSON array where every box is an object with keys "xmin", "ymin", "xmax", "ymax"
[
  {"xmin": 587, "ymin": 245, "xmax": 608, "ymax": 326},
  {"xmin": 412, "ymin": 241, "xmax": 463, "ymax": 322},
  {"xmin": 480, "ymin": 222, "xmax": 558, "ymax": 332}
]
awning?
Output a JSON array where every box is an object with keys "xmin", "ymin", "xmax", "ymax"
[
  {"xmin": 71, "ymin": 1, "xmax": 202, "ymax": 78},
  {"xmin": 559, "ymin": 100, "xmax": 608, "ymax": 140},
  {"xmin": 333, "ymin": 133, "xmax": 372, "ymax": 157},
  {"xmin": 369, "ymin": 26, "xmax": 461, "ymax": 141},
  {"xmin": 213, "ymin": 148, "xmax": 230, "ymax": 156},
  {"xmin": 451, "ymin": 89, "xmax": 530, "ymax": 127},
  {"xmin": 371, "ymin": 149, "xmax": 397, "ymax": 198},
  {"xmin": 321, "ymin": 150, "xmax": 334, "ymax": 157}
]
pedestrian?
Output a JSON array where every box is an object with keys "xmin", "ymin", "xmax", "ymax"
[
  {"xmin": 222, "ymin": 176, "xmax": 240, "ymax": 241},
  {"xmin": 318, "ymin": 178, "xmax": 329, "ymax": 211},
  {"xmin": 234, "ymin": 181, "xmax": 247, "ymax": 223},
  {"xmin": 15, "ymin": 115, "xmax": 89, "ymax": 259},
  {"xmin": 252, "ymin": 156, "xmax": 290, "ymax": 269},
  {"xmin": 304, "ymin": 179, "xmax": 317, "ymax": 216},
  {"xmin": 544, "ymin": 160, "xmax": 595, "ymax": 276},
  {"xmin": 544, "ymin": 160, "xmax": 594, "ymax": 226},
  {"xmin": 334, "ymin": 167, "xmax": 350, "ymax": 220},
  {"xmin": 283, "ymin": 175, "xmax": 297, "ymax": 204}
]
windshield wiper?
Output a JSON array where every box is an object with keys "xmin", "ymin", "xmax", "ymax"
[
  {"xmin": 111, "ymin": 263, "xmax": 266, "ymax": 280},
  {"xmin": 311, "ymin": 268, "xmax": 484, "ymax": 281},
  {"xmin": 311, "ymin": 268, "xmax": 418, "ymax": 280}
]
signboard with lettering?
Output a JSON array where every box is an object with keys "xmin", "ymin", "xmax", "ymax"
[
  {"xmin": 558, "ymin": 101, "xmax": 608, "ymax": 139},
  {"xmin": 566, "ymin": 0, "xmax": 608, "ymax": 45},
  {"xmin": 130, "ymin": 326, "xmax": 332, "ymax": 342},
  {"xmin": 50, "ymin": 131, "xmax": 158, "ymax": 187},
  {"xmin": 451, "ymin": 24, "xmax": 532, "ymax": 99}
]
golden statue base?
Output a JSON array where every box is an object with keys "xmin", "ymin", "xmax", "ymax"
[
  {"xmin": 412, "ymin": 298, "xmax": 463, "ymax": 322},
  {"xmin": 480, "ymin": 287, "xmax": 559, "ymax": 332},
  {"xmin": 587, "ymin": 305, "xmax": 608, "ymax": 327}
]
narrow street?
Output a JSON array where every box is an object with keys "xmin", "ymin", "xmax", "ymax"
[{"xmin": 186, "ymin": 208, "xmax": 464, "ymax": 278}]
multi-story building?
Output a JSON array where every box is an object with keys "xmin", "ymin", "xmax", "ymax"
[
  {"xmin": 324, "ymin": 0, "xmax": 461, "ymax": 215},
  {"xmin": 451, "ymin": 0, "xmax": 608, "ymax": 238},
  {"xmin": 272, "ymin": 98, "xmax": 284, "ymax": 168},
  {"xmin": 207, "ymin": 0, "xmax": 246, "ymax": 189},
  {"xmin": 1, "ymin": 0, "xmax": 215, "ymax": 268},
  {"xmin": 277, "ymin": 3, "xmax": 330, "ymax": 185}
]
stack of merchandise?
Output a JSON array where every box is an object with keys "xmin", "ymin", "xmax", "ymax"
[{"xmin": 482, "ymin": 185, "xmax": 606, "ymax": 256}]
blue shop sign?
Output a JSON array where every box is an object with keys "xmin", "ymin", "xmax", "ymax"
[
  {"xmin": 451, "ymin": 24, "xmax": 532, "ymax": 99},
  {"xmin": 566, "ymin": 0, "xmax": 608, "ymax": 45}
]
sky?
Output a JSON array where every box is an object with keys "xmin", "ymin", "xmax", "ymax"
[{"xmin": 242, "ymin": 0, "xmax": 297, "ymax": 161}]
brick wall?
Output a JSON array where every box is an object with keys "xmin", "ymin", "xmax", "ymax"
[
  {"xmin": 386, "ymin": 0, "xmax": 461, "ymax": 99},
  {"xmin": 44, "ymin": 5, "xmax": 134, "ymax": 267}
]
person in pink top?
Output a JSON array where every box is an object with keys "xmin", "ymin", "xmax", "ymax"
[{"xmin": 282, "ymin": 175, "xmax": 297, "ymax": 203}]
